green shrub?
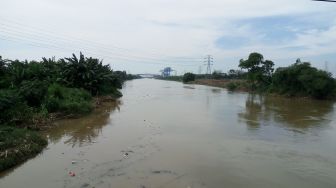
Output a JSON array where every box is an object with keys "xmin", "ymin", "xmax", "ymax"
[
  {"xmin": 19, "ymin": 80, "xmax": 48, "ymax": 107},
  {"xmin": 0, "ymin": 89, "xmax": 20, "ymax": 112},
  {"xmin": 212, "ymin": 71, "xmax": 226, "ymax": 79},
  {"xmin": 60, "ymin": 53, "xmax": 123, "ymax": 95},
  {"xmin": 158, "ymin": 76, "xmax": 183, "ymax": 82},
  {"xmin": 44, "ymin": 97, "xmax": 60, "ymax": 113},
  {"xmin": 227, "ymin": 82, "xmax": 238, "ymax": 91},
  {"xmin": 272, "ymin": 62, "xmax": 336, "ymax": 99},
  {"xmin": 59, "ymin": 100, "xmax": 92, "ymax": 114},
  {"xmin": 0, "ymin": 89, "xmax": 33, "ymax": 125},
  {"xmin": 98, "ymin": 82, "xmax": 123, "ymax": 97},
  {"xmin": 183, "ymin": 73, "xmax": 196, "ymax": 83},
  {"xmin": 0, "ymin": 73, "xmax": 11, "ymax": 89},
  {"xmin": 45, "ymin": 84, "xmax": 93, "ymax": 114}
]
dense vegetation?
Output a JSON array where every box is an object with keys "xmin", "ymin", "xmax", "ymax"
[
  {"xmin": 157, "ymin": 52, "xmax": 335, "ymax": 99},
  {"xmin": 0, "ymin": 53, "xmax": 130, "ymax": 127},
  {"xmin": 271, "ymin": 61, "xmax": 336, "ymax": 99},
  {"xmin": 157, "ymin": 69, "xmax": 246, "ymax": 83},
  {"xmin": 157, "ymin": 75, "xmax": 183, "ymax": 82},
  {"xmin": 210, "ymin": 69, "xmax": 246, "ymax": 80},
  {"xmin": 0, "ymin": 53, "xmax": 134, "ymax": 171},
  {"xmin": 182, "ymin": 73, "xmax": 196, "ymax": 83},
  {"xmin": 239, "ymin": 53, "xmax": 336, "ymax": 99}
]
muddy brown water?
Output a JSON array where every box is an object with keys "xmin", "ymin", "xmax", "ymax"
[{"xmin": 1, "ymin": 79, "xmax": 336, "ymax": 188}]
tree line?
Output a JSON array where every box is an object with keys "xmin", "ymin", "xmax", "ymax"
[
  {"xmin": 166, "ymin": 52, "xmax": 335, "ymax": 99},
  {"xmin": 0, "ymin": 52, "xmax": 136, "ymax": 128},
  {"xmin": 238, "ymin": 52, "xmax": 336, "ymax": 99}
]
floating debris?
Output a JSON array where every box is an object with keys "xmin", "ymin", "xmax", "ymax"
[
  {"xmin": 117, "ymin": 172, "xmax": 126, "ymax": 176},
  {"xmin": 81, "ymin": 183, "xmax": 90, "ymax": 188},
  {"xmin": 152, "ymin": 170, "xmax": 173, "ymax": 174},
  {"xmin": 68, "ymin": 171, "xmax": 76, "ymax": 177},
  {"xmin": 121, "ymin": 150, "xmax": 134, "ymax": 153}
]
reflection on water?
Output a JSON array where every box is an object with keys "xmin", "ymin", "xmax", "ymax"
[
  {"xmin": 46, "ymin": 100, "xmax": 121, "ymax": 147},
  {"xmin": 239, "ymin": 94, "xmax": 334, "ymax": 130},
  {"xmin": 1, "ymin": 79, "xmax": 336, "ymax": 188},
  {"xmin": 183, "ymin": 85, "xmax": 195, "ymax": 89},
  {"xmin": 211, "ymin": 88, "xmax": 221, "ymax": 93},
  {"xmin": 239, "ymin": 95, "xmax": 265, "ymax": 128}
]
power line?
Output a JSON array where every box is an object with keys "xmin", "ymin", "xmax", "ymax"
[
  {"xmin": 0, "ymin": 19, "xmax": 207, "ymax": 73},
  {"xmin": 0, "ymin": 24, "xmax": 202, "ymax": 63},
  {"xmin": 0, "ymin": 34, "xmax": 199, "ymax": 67},
  {"xmin": 0, "ymin": 27, "xmax": 206, "ymax": 77},
  {"xmin": 0, "ymin": 29, "xmax": 202, "ymax": 67},
  {"xmin": 0, "ymin": 18, "xmax": 202, "ymax": 61}
]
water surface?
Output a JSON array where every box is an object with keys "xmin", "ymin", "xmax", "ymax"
[{"xmin": 1, "ymin": 79, "xmax": 336, "ymax": 188}]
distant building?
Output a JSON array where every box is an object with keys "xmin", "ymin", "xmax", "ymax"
[{"xmin": 160, "ymin": 67, "xmax": 174, "ymax": 77}]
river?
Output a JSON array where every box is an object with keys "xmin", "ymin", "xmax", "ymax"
[{"xmin": 1, "ymin": 79, "xmax": 336, "ymax": 188}]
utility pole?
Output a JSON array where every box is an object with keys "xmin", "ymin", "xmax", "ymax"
[{"xmin": 204, "ymin": 55, "xmax": 213, "ymax": 75}]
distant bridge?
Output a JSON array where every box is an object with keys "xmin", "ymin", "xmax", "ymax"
[{"xmin": 136, "ymin": 74, "xmax": 160, "ymax": 78}]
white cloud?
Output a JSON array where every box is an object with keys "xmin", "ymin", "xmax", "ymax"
[{"xmin": 1, "ymin": 0, "xmax": 335, "ymax": 74}]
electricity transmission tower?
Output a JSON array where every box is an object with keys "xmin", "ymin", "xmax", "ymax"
[{"xmin": 204, "ymin": 55, "xmax": 213, "ymax": 75}]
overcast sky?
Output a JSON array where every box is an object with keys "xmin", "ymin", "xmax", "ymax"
[{"xmin": 1, "ymin": 0, "xmax": 336, "ymax": 75}]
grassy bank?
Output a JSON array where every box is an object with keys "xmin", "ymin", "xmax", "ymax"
[
  {"xmin": 157, "ymin": 74, "xmax": 248, "ymax": 92},
  {"xmin": 190, "ymin": 79, "xmax": 248, "ymax": 91},
  {"xmin": 156, "ymin": 76, "xmax": 183, "ymax": 82},
  {"xmin": 0, "ymin": 126, "xmax": 47, "ymax": 171}
]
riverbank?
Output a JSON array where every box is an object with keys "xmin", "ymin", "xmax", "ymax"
[
  {"xmin": 0, "ymin": 95, "xmax": 120, "ymax": 172},
  {"xmin": 156, "ymin": 75, "xmax": 249, "ymax": 92},
  {"xmin": 156, "ymin": 76, "xmax": 183, "ymax": 82},
  {"xmin": 0, "ymin": 126, "xmax": 47, "ymax": 171},
  {"xmin": 190, "ymin": 79, "xmax": 336, "ymax": 100},
  {"xmin": 190, "ymin": 79, "xmax": 248, "ymax": 92}
]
